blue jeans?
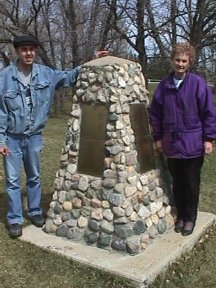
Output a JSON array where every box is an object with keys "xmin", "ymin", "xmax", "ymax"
[{"xmin": 3, "ymin": 134, "xmax": 43, "ymax": 225}]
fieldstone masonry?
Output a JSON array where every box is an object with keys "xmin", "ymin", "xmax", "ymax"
[{"xmin": 45, "ymin": 56, "xmax": 174, "ymax": 254}]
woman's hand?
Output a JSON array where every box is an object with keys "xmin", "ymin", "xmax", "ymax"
[
  {"xmin": 204, "ymin": 141, "xmax": 213, "ymax": 154},
  {"xmin": 156, "ymin": 140, "xmax": 163, "ymax": 153}
]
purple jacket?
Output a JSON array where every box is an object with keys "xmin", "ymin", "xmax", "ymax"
[{"xmin": 150, "ymin": 71, "xmax": 216, "ymax": 158}]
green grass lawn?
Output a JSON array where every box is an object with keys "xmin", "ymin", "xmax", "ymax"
[{"xmin": 0, "ymin": 99, "xmax": 216, "ymax": 287}]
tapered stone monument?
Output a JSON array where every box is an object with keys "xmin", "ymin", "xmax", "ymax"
[{"xmin": 44, "ymin": 56, "xmax": 174, "ymax": 254}]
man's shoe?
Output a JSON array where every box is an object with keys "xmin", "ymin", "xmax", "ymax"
[
  {"xmin": 174, "ymin": 219, "xmax": 184, "ymax": 233},
  {"xmin": 8, "ymin": 223, "xmax": 22, "ymax": 239},
  {"xmin": 181, "ymin": 221, "xmax": 195, "ymax": 236},
  {"xmin": 30, "ymin": 214, "xmax": 45, "ymax": 227}
]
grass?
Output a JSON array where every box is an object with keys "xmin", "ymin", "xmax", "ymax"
[
  {"xmin": 0, "ymin": 108, "xmax": 133, "ymax": 288},
  {"xmin": 149, "ymin": 152, "xmax": 216, "ymax": 288},
  {"xmin": 0, "ymin": 97, "xmax": 216, "ymax": 287}
]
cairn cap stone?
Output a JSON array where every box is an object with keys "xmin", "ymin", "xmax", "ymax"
[{"xmin": 13, "ymin": 35, "xmax": 39, "ymax": 48}]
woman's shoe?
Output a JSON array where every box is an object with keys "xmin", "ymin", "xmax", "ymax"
[
  {"xmin": 181, "ymin": 221, "xmax": 195, "ymax": 236},
  {"xmin": 174, "ymin": 219, "xmax": 184, "ymax": 233}
]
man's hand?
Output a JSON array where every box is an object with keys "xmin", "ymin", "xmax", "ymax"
[
  {"xmin": 95, "ymin": 50, "xmax": 109, "ymax": 58},
  {"xmin": 0, "ymin": 146, "xmax": 9, "ymax": 155},
  {"xmin": 204, "ymin": 141, "xmax": 213, "ymax": 154}
]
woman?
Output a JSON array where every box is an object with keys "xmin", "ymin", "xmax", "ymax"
[{"xmin": 150, "ymin": 42, "xmax": 216, "ymax": 236}]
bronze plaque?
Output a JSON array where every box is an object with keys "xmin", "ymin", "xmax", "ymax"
[
  {"xmin": 130, "ymin": 104, "xmax": 155, "ymax": 172},
  {"xmin": 78, "ymin": 104, "xmax": 108, "ymax": 176}
]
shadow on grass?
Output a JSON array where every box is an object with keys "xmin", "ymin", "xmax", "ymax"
[
  {"xmin": 41, "ymin": 193, "xmax": 53, "ymax": 215},
  {"xmin": 0, "ymin": 193, "xmax": 7, "ymax": 225},
  {"xmin": 0, "ymin": 192, "xmax": 53, "ymax": 226}
]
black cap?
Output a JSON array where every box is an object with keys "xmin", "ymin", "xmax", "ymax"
[{"xmin": 13, "ymin": 35, "xmax": 39, "ymax": 48}]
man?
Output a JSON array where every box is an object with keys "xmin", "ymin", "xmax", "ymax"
[{"xmin": 0, "ymin": 35, "xmax": 108, "ymax": 238}]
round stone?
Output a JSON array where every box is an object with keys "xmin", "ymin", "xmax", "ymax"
[
  {"xmin": 65, "ymin": 219, "xmax": 77, "ymax": 227},
  {"xmin": 150, "ymin": 202, "xmax": 159, "ymax": 214},
  {"xmin": 156, "ymin": 187, "xmax": 164, "ymax": 197},
  {"xmin": 67, "ymin": 163, "xmax": 77, "ymax": 175},
  {"xmin": 157, "ymin": 207, "xmax": 166, "ymax": 218},
  {"xmin": 131, "ymin": 196, "xmax": 138, "ymax": 206},
  {"xmin": 139, "ymin": 175, "xmax": 148, "ymax": 185},
  {"xmin": 78, "ymin": 176, "xmax": 89, "ymax": 191},
  {"xmin": 82, "ymin": 197, "xmax": 91, "ymax": 206},
  {"xmin": 138, "ymin": 206, "xmax": 151, "ymax": 218},
  {"xmin": 63, "ymin": 201, "xmax": 72, "ymax": 211},
  {"xmin": 85, "ymin": 232, "xmax": 99, "ymax": 244},
  {"xmin": 72, "ymin": 198, "xmax": 82, "ymax": 208},
  {"xmin": 90, "ymin": 180, "xmax": 101, "ymax": 190},
  {"xmin": 103, "ymin": 169, "xmax": 117, "ymax": 179},
  {"xmin": 150, "ymin": 214, "xmax": 159, "ymax": 225},
  {"xmin": 102, "ymin": 201, "xmax": 110, "ymax": 208},
  {"xmin": 145, "ymin": 217, "xmax": 153, "ymax": 228},
  {"xmin": 56, "ymin": 224, "xmax": 69, "ymax": 237},
  {"xmin": 62, "ymin": 212, "xmax": 72, "ymax": 222},
  {"xmin": 112, "ymin": 207, "xmax": 125, "ymax": 217},
  {"xmin": 130, "ymin": 211, "xmax": 139, "ymax": 222},
  {"xmin": 103, "ymin": 209, "xmax": 114, "ymax": 221},
  {"xmin": 133, "ymin": 221, "xmax": 146, "ymax": 235},
  {"xmin": 44, "ymin": 219, "xmax": 57, "ymax": 233},
  {"xmin": 89, "ymin": 219, "xmax": 100, "ymax": 231},
  {"xmin": 86, "ymin": 188, "xmax": 96, "ymax": 199},
  {"xmin": 111, "ymin": 238, "xmax": 126, "ymax": 252},
  {"xmin": 149, "ymin": 191, "xmax": 157, "ymax": 202},
  {"xmin": 109, "ymin": 113, "xmax": 118, "ymax": 121},
  {"xmin": 114, "ymin": 224, "xmax": 133, "ymax": 238},
  {"xmin": 100, "ymin": 220, "xmax": 114, "ymax": 234},
  {"xmin": 140, "ymin": 234, "xmax": 150, "ymax": 244},
  {"xmin": 125, "ymin": 206, "xmax": 133, "ymax": 217},
  {"xmin": 148, "ymin": 182, "xmax": 156, "ymax": 191},
  {"xmin": 114, "ymin": 183, "xmax": 124, "ymax": 194},
  {"xmin": 71, "ymin": 209, "xmax": 80, "ymax": 219},
  {"xmin": 53, "ymin": 216, "xmax": 63, "ymax": 226},
  {"xmin": 125, "ymin": 186, "xmax": 137, "ymax": 198},
  {"xmin": 97, "ymin": 233, "xmax": 111, "ymax": 247},
  {"xmin": 148, "ymin": 226, "xmax": 159, "ymax": 239},
  {"xmin": 67, "ymin": 227, "xmax": 84, "ymax": 241},
  {"xmin": 117, "ymin": 171, "xmax": 127, "ymax": 182},
  {"xmin": 58, "ymin": 191, "xmax": 67, "ymax": 204},
  {"xmin": 157, "ymin": 220, "xmax": 167, "ymax": 234},
  {"xmin": 102, "ymin": 178, "xmax": 115, "ymax": 188},
  {"xmin": 165, "ymin": 214, "xmax": 175, "ymax": 228},
  {"xmin": 126, "ymin": 239, "xmax": 140, "ymax": 255},
  {"xmin": 91, "ymin": 208, "xmax": 103, "ymax": 221},
  {"xmin": 77, "ymin": 216, "xmax": 88, "ymax": 228},
  {"xmin": 109, "ymin": 193, "xmax": 122, "ymax": 206},
  {"xmin": 91, "ymin": 198, "xmax": 102, "ymax": 208},
  {"xmin": 114, "ymin": 217, "xmax": 128, "ymax": 224},
  {"xmin": 165, "ymin": 205, "xmax": 172, "ymax": 214}
]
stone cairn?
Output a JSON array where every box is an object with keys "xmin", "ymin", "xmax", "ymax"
[{"xmin": 45, "ymin": 56, "xmax": 174, "ymax": 254}]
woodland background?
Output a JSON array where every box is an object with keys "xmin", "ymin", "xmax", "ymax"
[{"xmin": 0, "ymin": 0, "xmax": 216, "ymax": 80}]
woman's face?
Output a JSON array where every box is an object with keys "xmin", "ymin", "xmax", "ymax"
[{"xmin": 171, "ymin": 52, "xmax": 190, "ymax": 78}]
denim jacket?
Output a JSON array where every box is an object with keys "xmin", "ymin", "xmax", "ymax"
[{"xmin": 0, "ymin": 62, "xmax": 80, "ymax": 146}]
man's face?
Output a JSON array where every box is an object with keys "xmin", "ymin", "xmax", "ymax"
[
  {"xmin": 172, "ymin": 52, "xmax": 190, "ymax": 78},
  {"xmin": 16, "ymin": 45, "xmax": 36, "ymax": 66}
]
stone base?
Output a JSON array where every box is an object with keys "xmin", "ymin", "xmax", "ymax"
[{"xmin": 20, "ymin": 211, "xmax": 216, "ymax": 288}]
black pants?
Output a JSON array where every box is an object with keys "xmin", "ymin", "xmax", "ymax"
[{"xmin": 167, "ymin": 156, "xmax": 204, "ymax": 223}]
